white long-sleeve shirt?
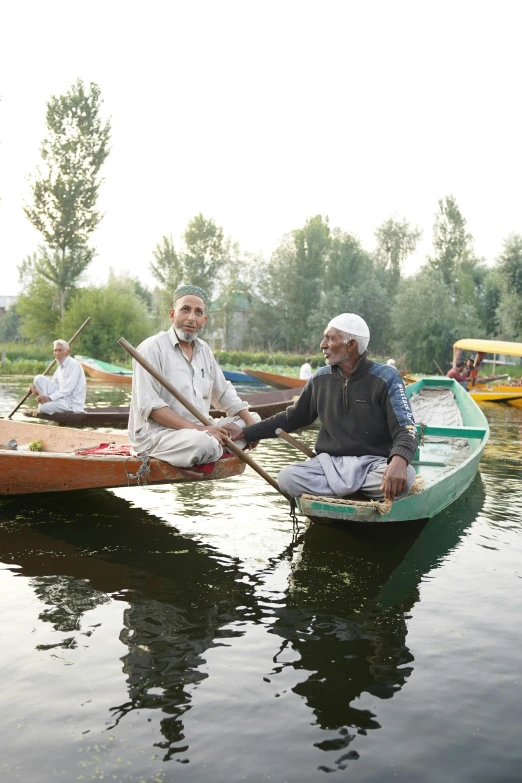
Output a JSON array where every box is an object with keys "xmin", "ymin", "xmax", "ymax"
[
  {"xmin": 299, "ymin": 362, "xmax": 313, "ymax": 380},
  {"xmin": 48, "ymin": 355, "xmax": 86, "ymax": 411},
  {"xmin": 128, "ymin": 327, "xmax": 249, "ymax": 454}
]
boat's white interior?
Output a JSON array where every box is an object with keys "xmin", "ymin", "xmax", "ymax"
[
  {"xmin": 0, "ymin": 420, "xmax": 128, "ymax": 454},
  {"xmin": 409, "ymin": 386, "xmax": 470, "ymax": 487}
]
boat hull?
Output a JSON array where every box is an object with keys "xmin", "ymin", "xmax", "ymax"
[
  {"xmin": 22, "ymin": 389, "xmax": 303, "ymax": 427},
  {"xmin": 0, "ymin": 421, "xmax": 245, "ymax": 495},
  {"xmin": 23, "ymin": 407, "xmax": 130, "ymax": 427},
  {"xmin": 297, "ymin": 377, "xmax": 489, "ymax": 525},
  {"xmin": 242, "ymin": 368, "xmax": 307, "ymax": 390},
  {"xmin": 222, "ymin": 370, "xmax": 261, "ymax": 383},
  {"xmin": 469, "ymin": 389, "xmax": 522, "ymax": 403},
  {"xmin": 76, "ymin": 356, "xmax": 133, "ymax": 385}
]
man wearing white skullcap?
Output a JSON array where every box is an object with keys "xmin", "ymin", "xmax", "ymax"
[
  {"xmin": 128, "ymin": 285, "xmax": 260, "ymax": 469},
  {"xmin": 231, "ymin": 312, "xmax": 418, "ymax": 502}
]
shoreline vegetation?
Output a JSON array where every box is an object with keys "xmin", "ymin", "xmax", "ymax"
[{"xmin": 1, "ymin": 343, "xmax": 520, "ymax": 380}]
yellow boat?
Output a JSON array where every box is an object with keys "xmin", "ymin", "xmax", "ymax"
[{"xmin": 453, "ymin": 339, "xmax": 522, "ymax": 406}]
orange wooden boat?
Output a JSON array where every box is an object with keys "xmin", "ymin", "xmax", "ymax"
[
  {"xmin": 76, "ymin": 355, "xmax": 133, "ymax": 385},
  {"xmin": 0, "ymin": 420, "xmax": 245, "ymax": 496},
  {"xmin": 242, "ymin": 368, "xmax": 307, "ymax": 390}
]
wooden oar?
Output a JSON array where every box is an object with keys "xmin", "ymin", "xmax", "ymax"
[
  {"xmin": 118, "ymin": 337, "xmax": 290, "ymax": 500},
  {"xmin": 6, "ymin": 316, "xmax": 91, "ymax": 419},
  {"xmin": 477, "ymin": 374, "xmax": 509, "ymax": 384},
  {"xmin": 276, "ymin": 428, "xmax": 315, "ymax": 458},
  {"xmin": 433, "ymin": 358, "xmax": 444, "ymax": 375}
]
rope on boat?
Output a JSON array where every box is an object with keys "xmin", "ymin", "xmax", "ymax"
[
  {"xmin": 125, "ymin": 454, "xmax": 151, "ymax": 486},
  {"xmin": 289, "ymin": 497, "xmax": 300, "ymax": 533}
]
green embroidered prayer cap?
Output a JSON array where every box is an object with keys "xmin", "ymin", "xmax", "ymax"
[{"xmin": 172, "ymin": 285, "xmax": 209, "ymax": 305}]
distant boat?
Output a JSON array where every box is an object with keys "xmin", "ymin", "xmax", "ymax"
[
  {"xmin": 76, "ymin": 355, "xmax": 133, "ymax": 385},
  {"xmin": 76, "ymin": 356, "xmax": 260, "ymax": 386},
  {"xmin": 0, "ymin": 420, "xmax": 245, "ymax": 496},
  {"xmin": 242, "ymin": 368, "xmax": 307, "ymax": 390},
  {"xmin": 222, "ymin": 369, "xmax": 262, "ymax": 383},
  {"xmin": 297, "ymin": 377, "xmax": 488, "ymax": 525},
  {"xmin": 453, "ymin": 338, "xmax": 522, "ymax": 406},
  {"xmin": 22, "ymin": 388, "xmax": 304, "ymax": 427}
]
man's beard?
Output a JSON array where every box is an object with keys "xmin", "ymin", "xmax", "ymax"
[{"xmin": 174, "ymin": 323, "xmax": 200, "ymax": 342}]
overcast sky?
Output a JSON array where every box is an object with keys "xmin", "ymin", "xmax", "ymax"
[{"xmin": 1, "ymin": 0, "xmax": 521, "ymax": 296}]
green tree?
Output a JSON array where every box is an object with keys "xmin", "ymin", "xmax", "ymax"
[
  {"xmin": 496, "ymin": 233, "xmax": 522, "ymax": 295},
  {"xmin": 0, "ymin": 304, "xmax": 22, "ymax": 342},
  {"xmin": 183, "ymin": 214, "xmax": 230, "ymax": 297},
  {"xmin": 307, "ymin": 268, "xmax": 392, "ymax": 356},
  {"xmin": 495, "ymin": 234, "xmax": 522, "ymax": 339},
  {"xmin": 62, "ymin": 275, "xmax": 152, "ymax": 362},
  {"xmin": 265, "ymin": 215, "xmax": 331, "ymax": 350},
  {"xmin": 307, "ymin": 228, "xmax": 393, "ymax": 354},
  {"xmin": 324, "ymin": 229, "xmax": 371, "ymax": 292},
  {"xmin": 374, "ymin": 216, "xmax": 422, "ymax": 293},
  {"xmin": 16, "ymin": 254, "xmax": 61, "ymax": 342},
  {"xmin": 392, "ymin": 267, "xmax": 484, "ymax": 373},
  {"xmin": 428, "ymin": 196, "xmax": 474, "ymax": 298},
  {"xmin": 150, "ymin": 215, "xmax": 231, "ymax": 304},
  {"xmin": 150, "ymin": 235, "xmax": 182, "ymax": 291},
  {"xmin": 24, "ymin": 79, "xmax": 111, "ymax": 321}
]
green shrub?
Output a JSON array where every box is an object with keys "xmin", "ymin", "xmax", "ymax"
[
  {"xmin": 214, "ymin": 350, "xmax": 324, "ymax": 368},
  {"xmin": 0, "ymin": 342, "xmax": 53, "ymax": 362},
  {"xmin": 0, "ymin": 359, "xmax": 49, "ymax": 376}
]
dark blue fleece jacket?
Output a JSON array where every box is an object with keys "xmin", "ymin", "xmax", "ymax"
[{"xmin": 243, "ymin": 353, "xmax": 418, "ymax": 464}]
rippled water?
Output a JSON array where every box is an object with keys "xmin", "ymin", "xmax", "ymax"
[{"xmin": 0, "ymin": 380, "xmax": 521, "ymax": 782}]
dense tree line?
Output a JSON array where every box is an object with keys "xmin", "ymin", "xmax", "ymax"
[{"xmin": 5, "ymin": 82, "xmax": 522, "ymax": 372}]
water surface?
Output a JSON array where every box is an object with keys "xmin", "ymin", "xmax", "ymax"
[{"xmin": 0, "ymin": 380, "xmax": 521, "ymax": 782}]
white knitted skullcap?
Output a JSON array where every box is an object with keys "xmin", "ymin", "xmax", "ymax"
[
  {"xmin": 327, "ymin": 313, "xmax": 370, "ymax": 338},
  {"xmin": 387, "ymin": 358, "xmax": 396, "ymax": 366}
]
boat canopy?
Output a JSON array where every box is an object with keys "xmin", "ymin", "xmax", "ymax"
[{"xmin": 453, "ymin": 338, "xmax": 522, "ymax": 358}]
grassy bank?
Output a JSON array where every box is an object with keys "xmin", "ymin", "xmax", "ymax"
[{"xmin": 3, "ymin": 342, "xmax": 520, "ymax": 380}]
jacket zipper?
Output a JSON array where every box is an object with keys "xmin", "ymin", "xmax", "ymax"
[{"xmin": 343, "ymin": 376, "xmax": 349, "ymax": 412}]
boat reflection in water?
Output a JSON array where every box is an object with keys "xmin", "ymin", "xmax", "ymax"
[
  {"xmin": 268, "ymin": 475, "xmax": 486, "ymax": 771},
  {"xmin": 0, "ymin": 488, "xmax": 262, "ymax": 760},
  {"xmin": 0, "ymin": 475, "xmax": 485, "ymax": 771}
]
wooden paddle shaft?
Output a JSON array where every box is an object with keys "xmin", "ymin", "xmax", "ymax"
[
  {"xmin": 7, "ymin": 316, "xmax": 91, "ymax": 419},
  {"xmin": 433, "ymin": 358, "xmax": 444, "ymax": 375},
  {"xmin": 276, "ymin": 428, "xmax": 315, "ymax": 458},
  {"xmin": 118, "ymin": 337, "xmax": 289, "ymax": 500}
]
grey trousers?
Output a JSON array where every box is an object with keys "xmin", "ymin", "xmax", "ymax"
[
  {"xmin": 136, "ymin": 413, "xmax": 261, "ymax": 469},
  {"xmin": 278, "ymin": 455, "xmax": 417, "ymax": 501}
]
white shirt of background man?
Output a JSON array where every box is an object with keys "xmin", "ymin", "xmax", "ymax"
[
  {"xmin": 299, "ymin": 361, "xmax": 313, "ymax": 381},
  {"xmin": 49, "ymin": 355, "xmax": 86, "ymax": 411}
]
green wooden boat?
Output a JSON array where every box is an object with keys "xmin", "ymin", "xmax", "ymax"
[{"xmin": 297, "ymin": 377, "xmax": 489, "ymax": 525}]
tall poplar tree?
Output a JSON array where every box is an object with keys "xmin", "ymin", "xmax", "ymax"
[{"xmin": 24, "ymin": 79, "xmax": 111, "ymax": 322}]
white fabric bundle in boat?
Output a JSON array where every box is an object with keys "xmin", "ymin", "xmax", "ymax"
[{"xmin": 409, "ymin": 386, "xmax": 463, "ymax": 428}]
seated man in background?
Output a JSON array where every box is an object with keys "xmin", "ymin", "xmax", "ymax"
[
  {"xmin": 128, "ymin": 285, "xmax": 260, "ymax": 468},
  {"xmin": 29, "ymin": 340, "xmax": 87, "ymax": 414},
  {"xmin": 228, "ymin": 313, "xmax": 418, "ymax": 502},
  {"xmin": 299, "ymin": 358, "xmax": 313, "ymax": 381},
  {"xmin": 447, "ymin": 360, "xmax": 469, "ymax": 388}
]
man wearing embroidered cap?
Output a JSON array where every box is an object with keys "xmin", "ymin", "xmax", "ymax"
[
  {"xmin": 128, "ymin": 285, "xmax": 260, "ymax": 468},
  {"xmin": 227, "ymin": 312, "xmax": 418, "ymax": 502}
]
